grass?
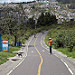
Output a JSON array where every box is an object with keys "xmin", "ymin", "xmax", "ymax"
[
  {"xmin": 57, "ymin": 48, "xmax": 75, "ymax": 58},
  {"xmin": 44, "ymin": 24, "xmax": 75, "ymax": 58},
  {"xmin": 0, "ymin": 26, "xmax": 49, "ymax": 65},
  {"xmin": 0, "ymin": 47, "xmax": 20, "ymax": 65}
]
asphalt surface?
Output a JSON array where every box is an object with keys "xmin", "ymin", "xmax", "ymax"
[{"xmin": 10, "ymin": 32, "xmax": 72, "ymax": 75}]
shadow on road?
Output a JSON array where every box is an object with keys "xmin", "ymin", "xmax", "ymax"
[{"xmin": 28, "ymin": 45, "xmax": 34, "ymax": 48}]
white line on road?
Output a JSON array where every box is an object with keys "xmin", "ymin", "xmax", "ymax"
[
  {"xmin": 40, "ymin": 33, "xmax": 74, "ymax": 75},
  {"xmin": 6, "ymin": 36, "xmax": 33, "ymax": 75},
  {"xmin": 54, "ymin": 54, "xmax": 73, "ymax": 75},
  {"xmin": 42, "ymin": 50, "xmax": 45, "ymax": 52},
  {"xmin": 63, "ymin": 60, "xmax": 73, "ymax": 75}
]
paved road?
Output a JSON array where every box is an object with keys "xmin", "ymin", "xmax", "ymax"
[{"xmin": 10, "ymin": 32, "xmax": 72, "ymax": 75}]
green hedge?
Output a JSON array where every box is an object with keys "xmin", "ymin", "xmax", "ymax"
[{"xmin": 54, "ymin": 30, "xmax": 75, "ymax": 52}]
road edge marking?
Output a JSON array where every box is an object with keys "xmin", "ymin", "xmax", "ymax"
[
  {"xmin": 6, "ymin": 36, "xmax": 33, "ymax": 75},
  {"xmin": 40, "ymin": 34, "xmax": 74, "ymax": 75}
]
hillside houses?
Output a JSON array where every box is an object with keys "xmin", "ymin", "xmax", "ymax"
[{"xmin": 0, "ymin": 1, "xmax": 75, "ymax": 24}]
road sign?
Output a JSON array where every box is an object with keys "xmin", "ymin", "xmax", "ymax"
[
  {"xmin": 2, "ymin": 40, "xmax": 9, "ymax": 52},
  {"xmin": 0, "ymin": 34, "xmax": 1, "ymax": 52}
]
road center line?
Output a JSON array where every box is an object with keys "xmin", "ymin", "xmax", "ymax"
[{"xmin": 34, "ymin": 38, "xmax": 43, "ymax": 75}]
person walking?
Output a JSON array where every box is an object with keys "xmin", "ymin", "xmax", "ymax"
[
  {"xmin": 34, "ymin": 33, "xmax": 36, "ymax": 38},
  {"xmin": 48, "ymin": 38, "xmax": 53, "ymax": 54}
]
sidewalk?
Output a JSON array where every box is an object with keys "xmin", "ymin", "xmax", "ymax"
[
  {"xmin": 42, "ymin": 32, "xmax": 75, "ymax": 75},
  {"xmin": 0, "ymin": 36, "xmax": 33, "ymax": 75}
]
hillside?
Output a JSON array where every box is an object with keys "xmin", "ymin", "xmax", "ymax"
[
  {"xmin": 57, "ymin": 0, "xmax": 75, "ymax": 9},
  {"xmin": 57, "ymin": 0, "xmax": 75, "ymax": 4}
]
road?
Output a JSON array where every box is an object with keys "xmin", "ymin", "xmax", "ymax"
[{"xmin": 9, "ymin": 32, "xmax": 72, "ymax": 75}]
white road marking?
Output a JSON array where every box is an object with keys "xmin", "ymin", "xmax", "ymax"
[
  {"xmin": 40, "ymin": 33, "xmax": 74, "ymax": 75},
  {"xmin": 31, "ymin": 51, "xmax": 34, "ymax": 53},
  {"xmin": 42, "ymin": 50, "xmax": 45, "ymax": 52},
  {"xmin": 64, "ymin": 61, "xmax": 73, "ymax": 75},
  {"xmin": 7, "ymin": 36, "xmax": 33, "ymax": 75}
]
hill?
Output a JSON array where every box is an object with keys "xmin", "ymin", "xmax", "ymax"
[
  {"xmin": 57, "ymin": 0, "xmax": 75, "ymax": 9},
  {"xmin": 57, "ymin": 0, "xmax": 75, "ymax": 4}
]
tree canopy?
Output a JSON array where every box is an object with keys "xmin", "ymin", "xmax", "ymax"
[{"xmin": 37, "ymin": 12, "xmax": 57, "ymax": 27}]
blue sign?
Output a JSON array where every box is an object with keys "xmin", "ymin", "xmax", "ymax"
[
  {"xmin": 2, "ymin": 40, "xmax": 9, "ymax": 52},
  {"xmin": 0, "ymin": 34, "xmax": 1, "ymax": 52}
]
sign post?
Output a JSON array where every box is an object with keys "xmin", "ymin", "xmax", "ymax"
[
  {"xmin": 2, "ymin": 40, "xmax": 9, "ymax": 52},
  {"xmin": 0, "ymin": 34, "xmax": 1, "ymax": 52}
]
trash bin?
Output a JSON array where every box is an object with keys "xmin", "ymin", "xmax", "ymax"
[{"xmin": 16, "ymin": 41, "xmax": 19, "ymax": 47}]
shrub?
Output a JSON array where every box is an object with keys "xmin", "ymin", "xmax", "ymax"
[
  {"xmin": 54, "ymin": 31, "xmax": 65, "ymax": 48},
  {"xmin": 72, "ymin": 46, "xmax": 75, "ymax": 51},
  {"xmin": 65, "ymin": 31, "xmax": 75, "ymax": 52},
  {"xmin": 54, "ymin": 30, "xmax": 75, "ymax": 52}
]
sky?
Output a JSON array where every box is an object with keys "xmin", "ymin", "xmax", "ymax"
[{"xmin": 0, "ymin": 0, "xmax": 35, "ymax": 3}]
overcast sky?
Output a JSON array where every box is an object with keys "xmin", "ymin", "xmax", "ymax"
[{"xmin": 0, "ymin": 0, "xmax": 35, "ymax": 3}]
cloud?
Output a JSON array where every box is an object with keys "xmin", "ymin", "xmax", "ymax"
[
  {"xmin": 0, "ymin": 0, "xmax": 35, "ymax": 3},
  {"xmin": 12, "ymin": 0, "xmax": 22, "ymax": 2},
  {"xmin": 7, "ymin": 0, "xmax": 23, "ymax": 3},
  {"xmin": 7, "ymin": 0, "xmax": 11, "ymax": 3},
  {"xmin": 25, "ymin": 0, "xmax": 34, "ymax": 2}
]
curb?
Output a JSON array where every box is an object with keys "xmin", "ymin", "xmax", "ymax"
[
  {"xmin": 7, "ymin": 36, "xmax": 33, "ymax": 75},
  {"xmin": 41, "ymin": 32, "xmax": 75, "ymax": 75},
  {"xmin": 0, "ymin": 36, "xmax": 33, "ymax": 75}
]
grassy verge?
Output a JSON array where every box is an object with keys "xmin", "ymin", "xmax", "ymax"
[
  {"xmin": 0, "ymin": 47, "xmax": 20, "ymax": 65},
  {"xmin": 0, "ymin": 26, "xmax": 48, "ymax": 65},
  {"xmin": 57, "ymin": 48, "xmax": 75, "ymax": 58},
  {"xmin": 45, "ymin": 25, "xmax": 75, "ymax": 58}
]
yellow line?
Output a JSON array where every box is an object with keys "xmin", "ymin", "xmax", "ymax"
[{"xmin": 34, "ymin": 38, "xmax": 43, "ymax": 75}]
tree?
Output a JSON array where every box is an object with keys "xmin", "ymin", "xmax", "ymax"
[
  {"xmin": 27, "ymin": 17, "xmax": 35, "ymax": 29},
  {"xmin": 37, "ymin": 13, "xmax": 45, "ymax": 27},
  {"xmin": 0, "ymin": 5, "xmax": 28, "ymax": 46},
  {"xmin": 37, "ymin": 12, "xmax": 57, "ymax": 27}
]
